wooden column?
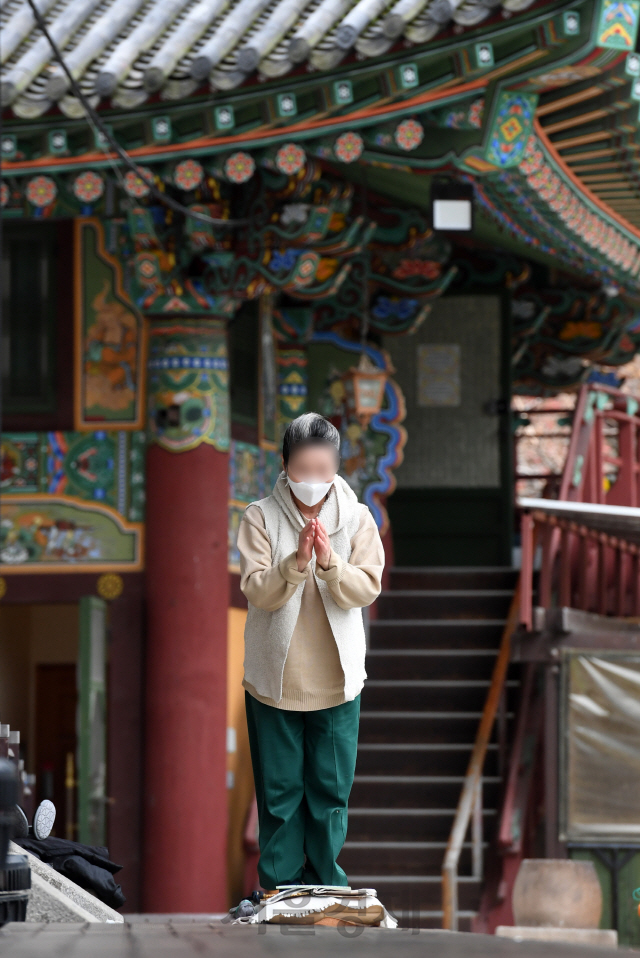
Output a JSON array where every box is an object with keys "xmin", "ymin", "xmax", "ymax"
[
  {"xmin": 107, "ymin": 576, "xmax": 144, "ymax": 912},
  {"xmin": 143, "ymin": 320, "xmax": 230, "ymax": 912}
]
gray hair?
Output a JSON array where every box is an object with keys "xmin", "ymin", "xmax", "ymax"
[{"xmin": 282, "ymin": 413, "xmax": 340, "ymax": 466}]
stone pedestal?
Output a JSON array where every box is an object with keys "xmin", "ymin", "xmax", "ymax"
[{"xmin": 512, "ymin": 858, "xmax": 602, "ymax": 928}]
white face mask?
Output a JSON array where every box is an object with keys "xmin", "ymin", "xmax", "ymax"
[{"xmin": 287, "ymin": 476, "xmax": 334, "ymax": 508}]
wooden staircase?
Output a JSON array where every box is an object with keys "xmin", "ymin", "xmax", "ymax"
[{"xmin": 338, "ymin": 566, "xmax": 519, "ymax": 929}]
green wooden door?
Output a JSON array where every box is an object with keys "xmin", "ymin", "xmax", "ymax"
[{"xmin": 77, "ymin": 596, "xmax": 107, "ymax": 846}]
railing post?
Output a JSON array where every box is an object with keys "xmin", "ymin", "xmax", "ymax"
[
  {"xmin": 633, "ymin": 549, "xmax": 640, "ymax": 617},
  {"xmin": 615, "ymin": 545, "xmax": 625, "ymax": 617},
  {"xmin": 472, "ymin": 777, "xmax": 483, "ymax": 880},
  {"xmin": 520, "ymin": 512, "xmax": 534, "ymax": 629},
  {"xmin": 442, "ymin": 865, "xmax": 459, "ymax": 932},
  {"xmin": 559, "ymin": 525, "xmax": 572, "ymax": 607},
  {"xmin": 597, "ymin": 533, "xmax": 607, "ymax": 616},
  {"xmin": 578, "ymin": 526, "xmax": 590, "ymax": 611}
]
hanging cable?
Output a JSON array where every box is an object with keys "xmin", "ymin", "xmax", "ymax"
[{"xmin": 24, "ymin": 0, "xmax": 249, "ymax": 227}]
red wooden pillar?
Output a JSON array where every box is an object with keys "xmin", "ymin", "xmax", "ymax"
[{"xmin": 143, "ymin": 320, "xmax": 230, "ymax": 913}]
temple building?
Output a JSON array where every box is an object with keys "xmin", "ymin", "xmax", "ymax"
[{"xmin": 3, "ymin": 0, "xmax": 640, "ymax": 942}]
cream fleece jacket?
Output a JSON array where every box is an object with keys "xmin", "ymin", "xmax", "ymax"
[{"xmin": 238, "ymin": 489, "xmax": 384, "ymax": 711}]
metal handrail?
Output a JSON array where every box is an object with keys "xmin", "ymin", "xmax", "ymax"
[{"xmin": 441, "ymin": 582, "xmax": 522, "ymax": 931}]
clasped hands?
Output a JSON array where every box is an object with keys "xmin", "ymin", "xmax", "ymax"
[{"xmin": 296, "ymin": 518, "xmax": 331, "ymax": 573}]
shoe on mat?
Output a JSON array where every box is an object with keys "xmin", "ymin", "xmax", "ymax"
[{"xmin": 33, "ymin": 800, "xmax": 56, "ymax": 840}]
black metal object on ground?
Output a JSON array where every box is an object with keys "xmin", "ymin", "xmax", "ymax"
[
  {"xmin": 0, "ymin": 761, "xmax": 29, "ymax": 925},
  {"xmin": 0, "ymin": 921, "xmax": 631, "ymax": 957}
]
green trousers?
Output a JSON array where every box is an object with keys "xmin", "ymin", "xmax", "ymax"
[{"xmin": 245, "ymin": 691, "xmax": 360, "ymax": 890}]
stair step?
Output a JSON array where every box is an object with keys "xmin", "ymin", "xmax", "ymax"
[
  {"xmin": 391, "ymin": 566, "xmax": 517, "ymax": 591},
  {"xmin": 350, "ymin": 777, "xmax": 500, "ymax": 809},
  {"xmin": 369, "ymin": 620, "xmax": 506, "ymax": 650},
  {"xmin": 340, "ymin": 844, "xmax": 470, "ymax": 874},
  {"xmin": 366, "ymin": 650, "xmax": 498, "ymax": 682},
  {"xmin": 344, "ymin": 875, "xmax": 482, "ymax": 911},
  {"xmin": 347, "ymin": 807, "xmax": 495, "ymax": 842},
  {"xmin": 353, "ymin": 571, "xmax": 517, "ymax": 909},
  {"xmin": 356, "ymin": 743, "xmax": 498, "ymax": 777},
  {"xmin": 362, "ymin": 682, "xmax": 517, "ymax": 711},
  {"xmin": 359, "ymin": 712, "xmax": 508, "ymax": 744},
  {"xmin": 377, "ymin": 591, "xmax": 513, "ymax": 621}
]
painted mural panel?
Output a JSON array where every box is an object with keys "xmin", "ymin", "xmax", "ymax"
[
  {"xmin": 276, "ymin": 349, "xmax": 308, "ymax": 442},
  {"xmin": 228, "ymin": 440, "xmax": 282, "ymax": 569},
  {"xmin": 307, "ymin": 333, "xmax": 406, "ymax": 534},
  {"xmin": 0, "ymin": 430, "xmax": 145, "ymax": 572},
  {"xmin": 147, "ymin": 320, "xmax": 230, "ymax": 453},
  {"xmin": 484, "ymin": 91, "xmax": 538, "ymax": 169},
  {"xmin": 596, "ymin": 0, "xmax": 640, "ymax": 50},
  {"xmin": 75, "ymin": 219, "xmax": 146, "ymax": 430},
  {"xmin": 0, "ymin": 499, "xmax": 140, "ymax": 570}
]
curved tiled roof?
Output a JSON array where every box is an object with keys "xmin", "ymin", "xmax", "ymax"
[{"xmin": 0, "ymin": 0, "xmax": 537, "ymax": 117}]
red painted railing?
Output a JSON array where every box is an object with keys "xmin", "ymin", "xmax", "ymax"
[
  {"xmin": 520, "ymin": 382, "xmax": 640, "ymax": 627},
  {"xmin": 455, "ymin": 382, "xmax": 640, "ymax": 933}
]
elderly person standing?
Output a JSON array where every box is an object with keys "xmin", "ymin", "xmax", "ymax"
[{"xmin": 237, "ymin": 412, "xmax": 385, "ymax": 890}]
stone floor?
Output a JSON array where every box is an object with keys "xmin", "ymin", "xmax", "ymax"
[{"xmin": 0, "ymin": 920, "xmax": 632, "ymax": 957}]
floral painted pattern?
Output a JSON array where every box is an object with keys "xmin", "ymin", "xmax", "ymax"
[
  {"xmin": 0, "ymin": 182, "xmax": 8, "ymax": 207},
  {"xmin": 73, "ymin": 171, "xmax": 104, "ymax": 203},
  {"xmin": 174, "ymin": 158, "xmax": 204, "ymax": 191},
  {"xmin": 334, "ymin": 132, "xmax": 363, "ymax": 164},
  {"xmin": 224, "ymin": 152, "xmax": 255, "ymax": 183},
  {"xmin": 26, "ymin": 175, "xmax": 57, "ymax": 208},
  {"xmin": 392, "ymin": 259, "xmax": 441, "ymax": 280},
  {"xmin": 394, "ymin": 119, "xmax": 424, "ymax": 151},
  {"xmin": 276, "ymin": 143, "xmax": 305, "ymax": 175},
  {"xmin": 124, "ymin": 166, "xmax": 154, "ymax": 198}
]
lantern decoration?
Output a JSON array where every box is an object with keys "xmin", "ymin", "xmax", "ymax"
[
  {"xmin": 124, "ymin": 166, "xmax": 154, "ymax": 198},
  {"xmin": 224, "ymin": 151, "xmax": 255, "ymax": 184},
  {"xmin": 26, "ymin": 175, "xmax": 57, "ymax": 208},
  {"xmin": 73, "ymin": 170, "xmax": 104, "ymax": 203},
  {"xmin": 276, "ymin": 143, "xmax": 306, "ymax": 175},
  {"xmin": 342, "ymin": 353, "xmax": 387, "ymax": 427},
  {"xmin": 0, "ymin": 182, "xmax": 8, "ymax": 207},
  {"xmin": 174, "ymin": 158, "xmax": 204, "ymax": 191},
  {"xmin": 394, "ymin": 119, "xmax": 424, "ymax": 151},
  {"xmin": 334, "ymin": 131, "xmax": 363, "ymax": 164}
]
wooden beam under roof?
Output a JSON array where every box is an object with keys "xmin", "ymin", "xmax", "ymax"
[
  {"xmin": 564, "ymin": 146, "xmax": 638, "ymax": 162},
  {"xmin": 592, "ymin": 193, "xmax": 640, "ymax": 201},
  {"xmin": 554, "ymin": 130, "xmax": 614, "ymax": 150},
  {"xmin": 592, "ymin": 183, "xmax": 640, "ymax": 191},
  {"xmin": 542, "ymin": 108, "xmax": 611, "ymax": 135},
  {"xmin": 570, "ymin": 161, "xmax": 629, "ymax": 172},
  {"xmin": 536, "ymin": 86, "xmax": 608, "ymax": 117},
  {"xmin": 580, "ymin": 173, "xmax": 632, "ymax": 182}
]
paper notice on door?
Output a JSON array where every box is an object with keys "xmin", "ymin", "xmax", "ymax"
[{"xmin": 417, "ymin": 343, "xmax": 461, "ymax": 407}]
